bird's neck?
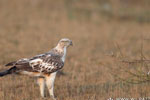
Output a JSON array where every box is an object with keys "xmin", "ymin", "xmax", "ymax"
[
  {"xmin": 55, "ymin": 44, "xmax": 65, "ymax": 52},
  {"xmin": 55, "ymin": 44, "xmax": 67, "ymax": 62},
  {"xmin": 62, "ymin": 47, "xmax": 67, "ymax": 62}
]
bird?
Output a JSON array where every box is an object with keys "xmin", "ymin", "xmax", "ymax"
[{"xmin": 0, "ymin": 38, "xmax": 73, "ymax": 99}]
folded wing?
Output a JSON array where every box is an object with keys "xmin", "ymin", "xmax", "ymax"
[
  {"xmin": 29, "ymin": 54, "xmax": 64, "ymax": 73},
  {"xmin": 5, "ymin": 54, "xmax": 64, "ymax": 74}
]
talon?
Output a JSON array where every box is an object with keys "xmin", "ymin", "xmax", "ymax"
[{"xmin": 50, "ymin": 95, "xmax": 56, "ymax": 100}]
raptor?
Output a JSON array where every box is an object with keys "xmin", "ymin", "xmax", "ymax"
[{"xmin": 0, "ymin": 38, "xmax": 73, "ymax": 99}]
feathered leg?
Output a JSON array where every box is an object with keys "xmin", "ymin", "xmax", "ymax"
[
  {"xmin": 45, "ymin": 72, "xmax": 57, "ymax": 99},
  {"xmin": 37, "ymin": 77, "xmax": 45, "ymax": 98}
]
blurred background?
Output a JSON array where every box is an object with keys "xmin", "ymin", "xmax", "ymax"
[{"xmin": 0, "ymin": 0, "xmax": 150, "ymax": 100}]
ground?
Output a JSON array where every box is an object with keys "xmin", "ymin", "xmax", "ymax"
[{"xmin": 0, "ymin": 0, "xmax": 150, "ymax": 100}]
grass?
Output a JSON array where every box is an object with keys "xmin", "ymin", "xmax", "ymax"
[{"xmin": 0, "ymin": 0, "xmax": 150, "ymax": 100}]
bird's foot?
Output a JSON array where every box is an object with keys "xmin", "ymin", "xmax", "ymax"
[{"xmin": 50, "ymin": 95, "xmax": 57, "ymax": 100}]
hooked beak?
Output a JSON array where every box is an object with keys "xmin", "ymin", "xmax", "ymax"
[{"xmin": 70, "ymin": 41, "xmax": 73, "ymax": 46}]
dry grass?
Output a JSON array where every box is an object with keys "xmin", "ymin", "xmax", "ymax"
[{"xmin": 0, "ymin": 0, "xmax": 150, "ymax": 100}]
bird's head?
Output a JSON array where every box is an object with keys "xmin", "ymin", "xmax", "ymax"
[
  {"xmin": 57, "ymin": 38, "xmax": 73, "ymax": 48},
  {"xmin": 55, "ymin": 38, "xmax": 73, "ymax": 53}
]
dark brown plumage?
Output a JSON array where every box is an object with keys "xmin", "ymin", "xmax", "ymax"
[
  {"xmin": 0, "ymin": 38, "xmax": 73, "ymax": 99},
  {"xmin": 2, "ymin": 52, "xmax": 64, "ymax": 76}
]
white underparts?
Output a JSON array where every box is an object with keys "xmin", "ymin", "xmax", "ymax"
[
  {"xmin": 62, "ymin": 47, "xmax": 67, "ymax": 62},
  {"xmin": 21, "ymin": 71, "xmax": 42, "ymax": 77},
  {"xmin": 55, "ymin": 44, "xmax": 67, "ymax": 62}
]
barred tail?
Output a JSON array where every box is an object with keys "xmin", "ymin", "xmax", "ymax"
[{"xmin": 0, "ymin": 67, "xmax": 16, "ymax": 77}]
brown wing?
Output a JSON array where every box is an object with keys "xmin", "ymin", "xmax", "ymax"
[
  {"xmin": 10, "ymin": 58, "xmax": 33, "ymax": 72},
  {"xmin": 29, "ymin": 54, "xmax": 64, "ymax": 74},
  {"xmin": 5, "ymin": 53, "xmax": 64, "ymax": 74}
]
